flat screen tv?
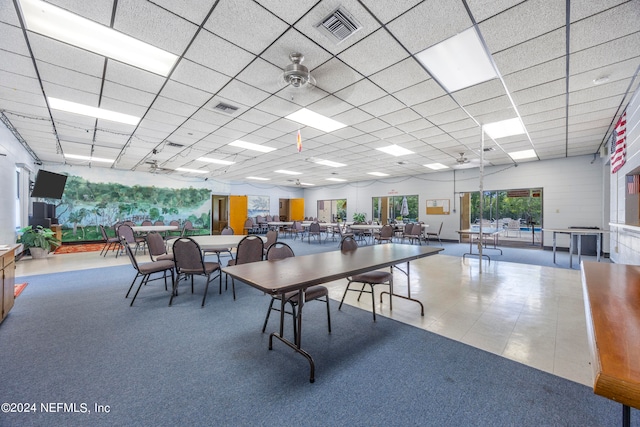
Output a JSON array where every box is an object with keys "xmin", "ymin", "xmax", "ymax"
[{"xmin": 31, "ymin": 170, "xmax": 67, "ymax": 199}]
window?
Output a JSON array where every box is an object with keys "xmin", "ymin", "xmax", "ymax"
[
  {"xmin": 372, "ymin": 195, "xmax": 418, "ymax": 224},
  {"xmin": 317, "ymin": 199, "xmax": 346, "ymax": 222}
]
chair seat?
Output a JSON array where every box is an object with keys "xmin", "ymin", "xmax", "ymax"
[
  {"xmin": 138, "ymin": 260, "xmax": 175, "ymax": 275},
  {"xmin": 278, "ymin": 285, "xmax": 328, "ymax": 303},
  {"xmin": 180, "ymin": 262, "xmax": 219, "ymax": 275},
  {"xmin": 155, "ymin": 253, "xmax": 174, "ymax": 261},
  {"xmin": 351, "ymin": 270, "xmax": 392, "ymax": 284}
]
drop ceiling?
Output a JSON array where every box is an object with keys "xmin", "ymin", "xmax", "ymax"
[{"xmin": 0, "ymin": 0, "xmax": 638, "ymax": 187}]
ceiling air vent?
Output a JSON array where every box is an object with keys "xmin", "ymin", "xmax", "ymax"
[
  {"xmin": 166, "ymin": 142, "xmax": 184, "ymax": 148},
  {"xmin": 213, "ymin": 102, "xmax": 239, "ymax": 114},
  {"xmin": 316, "ymin": 6, "xmax": 362, "ymax": 44}
]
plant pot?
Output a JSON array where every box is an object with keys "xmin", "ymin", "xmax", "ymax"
[{"xmin": 29, "ymin": 247, "xmax": 49, "ymax": 259}]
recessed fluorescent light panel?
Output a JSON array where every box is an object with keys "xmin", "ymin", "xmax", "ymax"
[
  {"xmin": 65, "ymin": 154, "xmax": 114, "ymax": 163},
  {"xmin": 424, "ymin": 163, "xmax": 449, "ymax": 170},
  {"xmin": 48, "ymin": 97, "xmax": 140, "ymax": 125},
  {"xmin": 483, "ymin": 118, "xmax": 526, "ymax": 139},
  {"xmin": 246, "ymin": 176, "xmax": 270, "ymax": 181},
  {"xmin": 300, "ymin": 182, "xmax": 314, "ymax": 186},
  {"xmin": 376, "ymin": 145, "xmax": 414, "ymax": 157},
  {"xmin": 315, "ymin": 159, "xmax": 346, "ymax": 168},
  {"xmin": 275, "ymin": 170, "xmax": 302, "ymax": 175},
  {"xmin": 286, "ymin": 108, "xmax": 346, "ymax": 132},
  {"xmin": 326, "ymin": 177, "xmax": 346, "ymax": 182},
  {"xmin": 416, "ymin": 27, "xmax": 498, "ymax": 92},
  {"xmin": 509, "ymin": 149, "xmax": 537, "ymax": 160},
  {"xmin": 228, "ymin": 140, "xmax": 276, "ymax": 153},
  {"xmin": 175, "ymin": 167, "xmax": 207, "ymax": 174},
  {"xmin": 368, "ymin": 172, "xmax": 389, "ymax": 177},
  {"xmin": 197, "ymin": 157, "xmax": 235, "ymax": 165},
  {"xmin": 19, "ymin": 0, "xmax": 178, "ymax": 76}
]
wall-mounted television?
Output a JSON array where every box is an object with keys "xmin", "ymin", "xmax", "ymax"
[{"xmin": 30, "ymin": 170, "xmax": 67, "ymax": 199}]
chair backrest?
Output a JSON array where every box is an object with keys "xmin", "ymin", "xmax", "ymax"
[
  {"xmin": 412, "ymin": 223, "xmax": 423, "ymax": 236},
  {"xmin": 309, "ymin": 222, "xmax": 320, "ymax": 233},
  {"xmin": 437, "ymin": 222, "xmax": 443, "ymax": 234},
  {"xmin": 121, "ymin": 237, "xmax": 140, "ymax": 272},
  {"xmin": 266, "ymin": 242, "xmax": 294, "ymax": 260},
  {"xmin": 169, "ymin": 220, "xmax": 180, "ymax": 227},
  {"xmin": 380, "ymin": 224, "xmax": 394, "ymax": 238},
  {"xmin": 295, "ymin": 221, "xmax": 303, "ymax": 231},
  {"xmin": 154, "ymin": 220, "xmax": 164, "ymax": 226},
  {"xmin": 141, "ymin": 220, "xmax": 152, "ymax": 226},
  {"xmin": 183, "ymin": 220, "xmax": 194, "ymax": 230},
  {"xmin": 99, "ymin": 224, "xmax": 109, "ymax": 240},
  {"xmin": 264, "ymin": 230, "xmax": 278, "ymax": 251},
  {"xmin": 221, "ymin": 226, "xmax": 234, "ymax": 235},
  {"xmin": 234, "ymin": 235, "xmax": 264, "ymax": 265},
  {"xmin": 172, "ymin": 237, "xmax": 205, "ymax": 272},
  {"xmin": 340, "ymin": 236, "xmax": 358, "ymax": 252},
  {"xmin": 404, "ymin": 223, "xmax": 413, "ymax": 233},
  {"xmin": 244, "ymin": 218, "xmax": 254, "ymax": 228},
  {"xmin": 118, "ymin": 224, "xmax": 136, "ymax": 244},
  {"xmin": 146, "ymin": 232, "xmax": 167, "ymax": 257},
  {"xmin": 265, "ymin": 215, "xmax": 272, "ymax": 222}
]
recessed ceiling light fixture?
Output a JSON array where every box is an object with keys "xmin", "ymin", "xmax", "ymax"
[
  {"xmin": 416, "ymin": 27, "xmax": 498, "ymax": 92},
  {"xmin": 368, "ymin": 172, "xmax": 389, "ymax": 177},
  {"xmin": 275, "ymin": 170, "xmax": 302, "ymax": 175},
  {"xmin": 246, "ymin": 176, "xmax": 270, "ymax": 181},
  {"xmin": 424, "ymin": 163, "xmax": 449, "ymax": 170},
  {"xmin": 19, "ymin": 0, "xmax": 178, "ymax": 76},
  {"xmin": 228, "ymin": 140, "xmax": 276, "ymax": 153},
  {"xmin": 314, "ymin": 159, "xmax": 346, "ymax": 168},
  {"xmin": 197, "ymin": 157, "xmax": 235, "ymax": 165},
  {"xmin": 376, "ymin": 144, "xmax": 414, "ymax": 157},
  {"xmin": 286, "ymin": 108, "xmax": 346, "ymax": 132},
  {"xmin": 483, "ymin": 118, "xmax": 526, "ymax": 139},
  {"xmin": 326, "ymin": 177, "xmax": 346, "ymax": 182},
  {"xmin": 175, "ymin": 167, "xmax": 207, "ymax": 174},
  {"xmin": 593, "ymin": 76, "xmax": 610, "ymax": 85},
  {"xmin": 65, "ymin": 154, "xmax": 114, "ymax": 163},
  {"xmin": 300, "ymin": 182, "xmax": 315, "ymax": 186},
  {"xmin": 508, "ymin": 149, "xmax": 537, "ymax": 160},
  {"xmin": 48, "ymin": 97, "xmax": 140, "ymax": 125}
]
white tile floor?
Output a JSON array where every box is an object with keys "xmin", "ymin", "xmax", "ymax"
[{"xmin": 15, "ymin": 249, "xmax": 593, "ymax": 387}]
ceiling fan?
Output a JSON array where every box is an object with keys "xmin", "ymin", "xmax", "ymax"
[
  {"xmin": 145, "ymin": 160, "xmax": 172, "ymax": 174},
  {"xmin": 278, "ymin": 52, "xmax": 316, "ymax": 90},
  {"xmin": 456, "ymin": 153, "xmax": 470, "ymax": 164}
]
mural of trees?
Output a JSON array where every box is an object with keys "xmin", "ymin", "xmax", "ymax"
[{"xmin": 48, "ymin": 174, "xmax": 212, "ymax": 242}]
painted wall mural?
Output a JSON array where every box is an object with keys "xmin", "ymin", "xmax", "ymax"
[{"xmin": 42, "ymin": 173, "xmax": 211, "ymax": 242}]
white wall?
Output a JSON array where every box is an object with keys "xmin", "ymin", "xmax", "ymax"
[
  {"xmin": 0, "ymin": 125, "xmax": 38, "ymax": 246},
  {"xmin": 303, "ymin": 154, "xmax": 605, "ymax": 249}
]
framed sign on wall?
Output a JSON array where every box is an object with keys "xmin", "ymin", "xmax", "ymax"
[{"xmin": 426, "ymin": 199, "xmax": 450, "ymax": 215}]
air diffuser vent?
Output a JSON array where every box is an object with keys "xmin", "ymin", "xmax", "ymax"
[
  {"xmin": 166, "ymin": 142, "xmax": 184, "ymax": 148},
  {"xmin": 316, "ymin": 6, "xmax": 362, "ymax": 44},
  {"xmin": 213, "ymin": 102, "xmax": 239, "ymax": 114}
]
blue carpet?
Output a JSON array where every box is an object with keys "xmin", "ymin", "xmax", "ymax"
[{"xmin": 1, "ymin": 263, "xmax": 634, "ymax": 427}]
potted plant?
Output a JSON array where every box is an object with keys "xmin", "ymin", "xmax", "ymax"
[
  {"xmin": 352, "ymin": 212, "xmax": 366, "ymax": 223},
  {"xmin": 17, "ymin": 225, "xmax": 62, "ymax": 258}
]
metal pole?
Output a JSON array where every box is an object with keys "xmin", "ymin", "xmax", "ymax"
[{"xmin": 479, "ymin": 127, "xmax": 484, "ymax": 273}]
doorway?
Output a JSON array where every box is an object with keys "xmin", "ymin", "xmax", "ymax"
[{"xmin": 211, "ymin": 195, "xmax": 229, "ymax": 234}]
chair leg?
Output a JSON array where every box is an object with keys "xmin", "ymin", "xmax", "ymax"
[
  {"xmin": 130, "ymin": 274, "xmax": 150, "ymax": 306},
  {"xmin": 325, "ymin": 297, "xmax": 331, "ymax": 333},
  {"xmin": 262, "ymin": 298, "xmax": 277, "ymax": 333},
  {"xmin": 370, "ymin": 283, "xmax": 376, "ymax": 322},
  {"xmin": 201, "ymin": 273, "xmax": 211, "ymax": 307},
  {"xmin": 126, "ymin": 272, "xmax": 142, "ymax": 298}
]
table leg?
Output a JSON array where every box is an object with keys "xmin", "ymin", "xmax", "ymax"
[
  {"xmin": 597, "ymin": 234, "xmax": 601, "ymax": 262},
  {"xmin": 623, "ymin": 404, "xmax": 630, "ymax": 427},
  {"xmin": 380, "ymin": 262, "xmax": 424, "ymax": 316},
  {"xmin": 569, "ymin": 233, "xmax": 574, "ymax": 268},
  {"xmin": 552, "ymin": 232, "xmax": 557, "ymax": 263},
  {"xmin": 577, "ymin": 235, "xmax": 582, "ymax": 266}
]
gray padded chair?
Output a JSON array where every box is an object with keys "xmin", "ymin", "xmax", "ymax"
[
  {"xmin": 225, "ymin": 235, "xmax": 264, "ymax": 300},
  {"xmin": 172, "ymin": 237, "xmax": 221, "ymax": 307},
  {"xmin": 146, "ymin": 231, "xmax": 174, "ymax": 262},
  {"xmin": 338, "ymin": 236, "xmax": 394, "ymax": 321},
  {"xmin": 122, "ymin": 237, "xmax": 175, "ymax": 307},
  {"xmin": 262, "ymin": 242, "xmax": 331, "ymax": 337}
]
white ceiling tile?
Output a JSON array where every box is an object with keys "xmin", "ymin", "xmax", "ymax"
[
  {"xmin": 150, "ymin": 0, "xmax": 217, "ymax": 25},
  {"xmin": 171, "ymin": 60, "xmax": 231, "ymax": 94},
  {"xmin": 492, "ymin": 28, "xmax": 566, "ymax": 75},
  {"xmin": 105, "ymin": 60, "xmax": 166, "ymax": 93},
  {"xmin": 467, "ymin": 0, "xmax": 522, "ymax": 22},
  {"xmin": 393, "ymin": 79, "xmax": 446, "ymax": 107},
  {"xmin": 570, "ymin": 2, "xmax": 640, "ymax": 52},
  {"xmin": 185, "ymin": 29, "xmax": 256, "ymax": 77},
  {"xmin": 338, "ymin": 29, "xmax": 409, "ymax": 77}
]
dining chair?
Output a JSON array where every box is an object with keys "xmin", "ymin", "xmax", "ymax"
[
  {"xmin": 146, "ymin": 231, "xmax": 174, "ymax": 262},
  {"xmin": 118, "ymin": 223, "xmax": 145, "ymax": 255},
  {"xmin": 338, "ymin": 236, "xmax": 394, "ymax": 321},
  {"xmin": 172, "ymin": 237, "xmax": 221, "ymax": 307},
  {"xmin": 263, "ymin": 229, "xmax": 278, "ymax": 256},
  {"xmin": 99, "ymin": 224, "xmax": 120, "ymax": 256},
  {"xmin": 261, "ymin": 242, "xmax": 331, "ymax": 337},
  {"xmin": 424, "ymin": 222, "xmax": 443, "ymax": 245},
  {"xmin": 225, "ymin": 235, "xmax": 264, "ymax": 300},
  {"xmin": 307, "ymin": 222, "xmax": 322, "ymax": 244},
  {"xmin": 122, "ymin": 237, "xmax": 175, "ymax": 307},
  {"xmin": 374, "ymin": 224, "xmax": 394, "ymax": 244}
]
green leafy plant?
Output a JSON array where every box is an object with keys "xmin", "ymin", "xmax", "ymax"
[
  {"xmin": 352, "ymin": 212, "xmax": 366, "ymax": 223},
  {"xmin": 17, "ymin": 226, "xmax": 62, "ymax": 251}
]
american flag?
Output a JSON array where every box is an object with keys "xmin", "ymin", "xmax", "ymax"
[
  {"xmin": 627, "ymin": 175, "xmax": 639, "ymax": 195},
  {"xmin": 610, "ymin": 111, "xmax": 626, "ymax": 174}
]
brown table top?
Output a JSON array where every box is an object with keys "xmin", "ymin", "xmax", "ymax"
[
  {"xmin": 223, "ymin": 243, "xmax": 443, "ymax": 295},
  {"xmin": 581, "ymin": 262, "xmax": 640, "ymax": 409}
]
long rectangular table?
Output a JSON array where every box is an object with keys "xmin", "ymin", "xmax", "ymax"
[
  {"xmin": 222, "ymin": 243, "xmax": 443, "ymax": 382},
  {"xmin": 456, "ymin": 228, "xmax": 503, "ymax": 261},
  {"xmin": 581, "ymin": 262, "xmax": 640, "ymax": 427},
  {"xmin": 544, "ymin": 228, "xmax": 609, "ymax": 268}
]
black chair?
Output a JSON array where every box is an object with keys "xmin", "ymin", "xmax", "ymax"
[
  {"xmin": 262, "ymin": 242, "xmax": 331, "ymax": 337},
  {"xmin": 338, "ymin": 236, "xmax": 394, "ymax": 321},
  {"xmin": 263, "ymin": 229, "xmax": 278, "ymax": 256},
  {"xmin": 225, "ymin": 235, "xmax": 264, "ymax": 300},
  {"xmin": 99, "ymin": 224, "xmax": 120, "ymax": 256},
  {"xmin": 122, "ymin": 237, "xmax": 175, "ymax": 306},
  {"xmin": 172, "ymin": 237, "xmax": 221, "ymax": 307},
  {"xmin": 425, "ymin": 222, "xmax": 443, "ymax": 245},
  {"xmin": 307, "ymin": 222, "xmax": 322, "ymax": 243},
  {"xmin": 374, "ymin": 224, "xmax": 394, "ymax": 244}
]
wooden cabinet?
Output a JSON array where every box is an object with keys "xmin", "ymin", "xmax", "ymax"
[{"xmin": 1, "ymin": 247, "xmax": 16, "ymax": 324}]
